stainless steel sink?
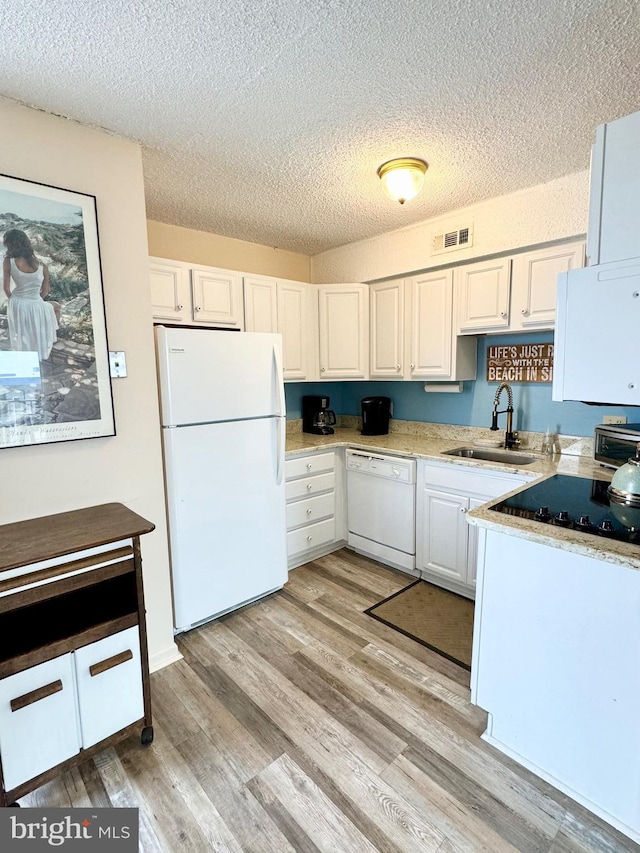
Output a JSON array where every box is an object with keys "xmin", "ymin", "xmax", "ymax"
[{"xmin": 442, "ymin": 446, "xmax": 538, "ymax": 465}]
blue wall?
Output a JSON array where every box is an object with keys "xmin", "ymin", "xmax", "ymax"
[{"xmin": 285, "ymin": 333, "xmax": 639, "ymax": 437}]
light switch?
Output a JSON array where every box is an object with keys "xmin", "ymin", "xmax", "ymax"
[{"xmin": 109, "ymin": 351, "xmax": 127, "ymax": 378}]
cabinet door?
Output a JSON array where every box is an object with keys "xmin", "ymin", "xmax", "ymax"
[
  {"xmin": 149, "ymin": 259, "xmax": 190, "ymax": 323},
  {"xmin": 318, "ymin": 284, "xmax": 368, "ymax": 379},
  {"xmin": 370, "ymin": 279, "xmax": 404, "ymax": 378},
  {"xmin": 0, "ymin": 654, "xmax": 80, "ymax": 791},
  {"xmin": 410, "ymin": 270, "xmax": 453, "ymax": 378},
  {"xmin": 74, "ymin": 626, "xmax": 144, "ymax": 749},
  {"xmin": 277, "ymin": 280, "xmax": 309, "ymax": 381},
  {"xmin": 191, "ymin": 266, "xmax": 244, "ymax": 328},
  {"xmin": 511, "ymin": 242, "xmax": 584, "ymax": 330},
  {"xmin": 417, "ymin": 488, "xmax": 469, "ymax": 584},
  {"xmin": 553, "ymin": 261, "xmax": 640, "ymax": 406},
  {"xmin": 243, "ymin": 275, "xmax": 277, "ymax": 333},
  {"xmin": 588, "ymin": 110, "xmax": 640, "ymax": 266},
  {"xmin": 457, "ymin": 258, "xmax": 511, "ymax": 333}
]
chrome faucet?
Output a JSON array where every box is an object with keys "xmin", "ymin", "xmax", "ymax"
[{"xmin": 490, "ymin": 382, "xmax": 520, "ymax": 449}]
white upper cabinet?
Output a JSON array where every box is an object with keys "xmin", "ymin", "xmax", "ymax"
[
  {"xmin": 191, "ymin": 265, "xmax": 244, "ymax": 328},
  {"xmin": 588, "ymin": 108, "xmax": 640, "ymax": 266},
  {"xmin": 369, "ymin": 279, "xmax": 405, "ymax": 378},
  {"xmin": 243, "ymin": 274, "xmax": 278, "ymax": 333},
  {"xmin": 318, "ymin": 284, "xmax": 369, "ymax": 380},
  {"xmin": 150, "ymin": 258, "xmax": 244, "ymax": 329},
  {"xmin": 243, "ymin": 274, "xmax": 317, "ymax": 381},
  {"xmin": 457, "ymin": 243, "xmax": 585, "ymax": 335},
  {"xmin": 511, "ymin": 242, "xmax": 585, "ymax": 330},
  {"xmin": 553, "ymin": 258, "xmax": 640, "ymax": 406},
  {"xmin": 277, "ymin": 279, "xmax": 316, "ymax": 382},
  {"xmin": 149, "ymin": 259, "xmax": 191, "ymax": 324},
  {"xmin": 409, "ymin": 270, "xmax": 476, "ymax": 381},
  {"xmin": 457, "ymin": 258, "xmax": 511, "ymax": 333}
]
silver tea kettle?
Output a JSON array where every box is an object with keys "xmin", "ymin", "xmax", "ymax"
[{"xmin": 608, "ymin": 442, "xmax": 640, "ymax": 507}]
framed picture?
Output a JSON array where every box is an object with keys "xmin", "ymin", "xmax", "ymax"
[{"xmin": 0, "ymin": 172, "xmax": 114, "ymax": 449}]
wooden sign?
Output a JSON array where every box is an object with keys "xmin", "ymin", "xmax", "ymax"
[{"xmin": 486, "ymin": 343, "xmax": 554, "ymax": 383}]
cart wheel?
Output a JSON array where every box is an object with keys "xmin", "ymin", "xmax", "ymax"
[{"xmin": 141, "ymin": 726, "xmax": 154, "ymax": 746}]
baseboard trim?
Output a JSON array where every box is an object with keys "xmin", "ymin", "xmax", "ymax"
[
  {"xmin": 481, "ymin": 731, "xmax": 640, "ymax": 844},
  {"xmin": 149, "ymin": 642, "xmax": 182, "ymax": 673}
]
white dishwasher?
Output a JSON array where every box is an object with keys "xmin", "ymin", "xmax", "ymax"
[{"xmin": 346, "ymin": 449, "xmax": 417, "ymax": 574}]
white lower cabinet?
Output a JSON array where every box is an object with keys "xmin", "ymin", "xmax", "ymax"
[
  {"xmin": 416, "ymin": 460, "xmax": 534, "ymax": 598},
  {"xmin": 285, "ymin": 450, "xmax": 345, "ymax": 567},
  {"xmin": 0, "ymin": 627, "xmax": 143, "ymax": 792}
]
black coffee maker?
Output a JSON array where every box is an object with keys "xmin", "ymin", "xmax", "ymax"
[
  {"xmin": 302, "ymin": 395, "xmax": 337, "ymax": 435},
  {"xmin": 361, "ymin": 396, "xmax": 392, "ymax": 435}
]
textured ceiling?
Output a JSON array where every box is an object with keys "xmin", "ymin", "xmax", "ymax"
[{"xmin": 2, "ymin": 0, "xmax": 640, "ymax": 255}]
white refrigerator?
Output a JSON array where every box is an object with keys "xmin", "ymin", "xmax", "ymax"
[{"xmin": 155, "ymin": 326, "xmax": 288, "ymax": 633}]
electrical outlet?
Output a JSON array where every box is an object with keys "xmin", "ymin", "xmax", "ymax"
[{"xmin": 603, "ymin": 415, "xmax": 627, "ymax": 425}]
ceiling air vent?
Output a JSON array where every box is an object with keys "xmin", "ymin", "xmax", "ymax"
[{"xmin": 432, "ymin": 224, "xmax": 473, "ymax": 255}]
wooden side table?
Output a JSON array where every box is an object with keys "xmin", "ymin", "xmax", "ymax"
[{"xmin": 0, "ymin": 503, "xmax": 155, "ymax": 806}]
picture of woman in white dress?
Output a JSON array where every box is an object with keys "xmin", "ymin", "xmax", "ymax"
[{"xmin": 2, "ymin": 228, "xmax": 59, "ymax": 360}]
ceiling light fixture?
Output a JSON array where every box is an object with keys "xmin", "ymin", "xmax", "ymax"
[{"xmin": 377, "ymin": 157, "xmax": 428, "ymax": 204}]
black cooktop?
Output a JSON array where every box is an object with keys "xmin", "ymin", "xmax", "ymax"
[{"xmin": 490, "ymin": 474, "xmax": 640, "ymax": 544}]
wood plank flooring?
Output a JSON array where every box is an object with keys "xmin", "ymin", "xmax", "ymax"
[{"xmin": 21, "ymin": 549, "xmax": 638, "ymax": 852}]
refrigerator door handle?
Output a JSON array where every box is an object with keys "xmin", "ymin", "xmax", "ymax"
[
  {"xmin": 273, "ymin": 342, "xmax": 286, "ymax": 419},
  {"xmin": 276, "ymin": 416, "xmax": 285, "ymax": 485}
]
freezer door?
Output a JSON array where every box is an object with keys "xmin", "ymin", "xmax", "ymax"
[
  {"xmin": 156, "ymin": 326, "xmax": 285, "ymax": 426},
  {"xmin": 163, "ymin": 417, "xmax": 288, "ymax": 631}
]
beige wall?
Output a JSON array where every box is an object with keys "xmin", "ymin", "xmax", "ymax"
[
  {"xmin": 147, "ymin": 219, "xmax": 311, "ymax": 281},
  {"xmin": 311, "ymin": 171, "xmax": 590, "ymax": 283},
  {"xmin": 0, "ymin": 99, "xmax": 178, "ymax": 671}
]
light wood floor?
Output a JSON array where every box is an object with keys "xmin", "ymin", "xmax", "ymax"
[{"xmin": 22, "ymin": 549, "xmax": 638, "ymax": 852}]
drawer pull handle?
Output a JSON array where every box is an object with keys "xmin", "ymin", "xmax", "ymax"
[
  {"xmin": 307, "ymin": 463, "xmax": 312, "ymax": 469},
  {"xmin": 306, "ymin": 508, "xmax": 312, "ymax": 515},
  {"xmin": 11, "ymin": 679, "xmax": 63, "ymax": 712},
  {"xmin": 90, "ymin": 649, "xmax": 133, "ymax": 678},
  {"xmin": 307, "ymin": 484, "xmax": 313, "ymax": 490},
  {"xmin": 307, "ymin": 536, "xmax": 313, "ymax": 542}
]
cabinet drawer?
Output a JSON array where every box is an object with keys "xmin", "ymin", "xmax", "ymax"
[
  {"xmin": 74, "ymin": 626, "xmax": 144, "ymax": 749},
  {"xmin": 286, "ymin": 493, "xmax": 335, "ymax": 530},
  {"xmin": 287, "ymin": 518, "xmax": 336, "ymax": 556},
  {"xmin": 285, "ymin": 452, "xmax": 335, "ymax": 480},
  {"xmin": 0, "ymin": 654, "xmax": 80, "ymax": 791},
  {"xmin": 286, "ymin": 471, "xmax": 335, "ymax": 501},
  {"xmin": 420, "ymin": 460, "xmax": 531, "ymax": 498}
]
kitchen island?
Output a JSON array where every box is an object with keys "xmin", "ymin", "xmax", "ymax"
[{"xmin": 468, "ymin": 484, "xmax": 640, "ymax": 845}]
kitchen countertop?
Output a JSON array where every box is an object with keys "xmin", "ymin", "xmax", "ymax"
[
  {"xmin": 285, "ymin": 425, "xmax": 640, "ymax": 571},
  {"xmin": 285, "ymin": 426, "xmax": 605, "ymax": 480}
]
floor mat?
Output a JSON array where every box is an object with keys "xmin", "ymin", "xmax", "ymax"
[{"xmin": 365, "ymin": 580, "xmax": 474, "ymax": 670}]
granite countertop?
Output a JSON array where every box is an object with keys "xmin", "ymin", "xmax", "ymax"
[
  {"xmin": 285, "ymin": 425, "xmax": 604, "ymax": 480},
  {"xmin": 285, "ymin": 421, "xmax": 640, "ymax": 571}
]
